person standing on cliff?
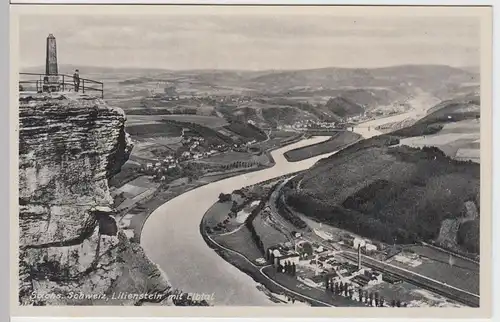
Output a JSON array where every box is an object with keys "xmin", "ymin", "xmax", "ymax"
[{"xmin": 73, "ymin": 69, "xmax": 80, "ymax": 92}]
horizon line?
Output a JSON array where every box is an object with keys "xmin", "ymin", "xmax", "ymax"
[{"xmin": 20, "ymin": 62, "xmax": 480, "ymax": 73}]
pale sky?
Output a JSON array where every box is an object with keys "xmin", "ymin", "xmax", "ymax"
[{"xmin": 18, "ymin": 13, "xmax": 480, "ymax": 70}]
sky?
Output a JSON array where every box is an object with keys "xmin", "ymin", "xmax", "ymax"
[{"xmin": 18, "ymin": 12, "xmax": 481, "ymax": 71}]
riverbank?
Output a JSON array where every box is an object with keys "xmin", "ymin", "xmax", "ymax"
[
  {"xmin": 200, "ymin": 216, "xmax": 367, "ymax": 307},
  {"xmin": 283, "ymin": 131, "xmax": 361, "ymax": 162},
  {"xmin": 141, "ymin": 136, "xmax": 335, "ymax": 305},
  {"xmin": 116, "ymin": 132, "xmax": 306, "ymax": 243}
]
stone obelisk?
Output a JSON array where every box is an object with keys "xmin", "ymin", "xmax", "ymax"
[
  {"xmin": 44, "ymin": 34, "xmax": 60, "ymax": 92},
  {"xmin": 45, "ymin": 34, "xmax": 58, "ymax": 75}
]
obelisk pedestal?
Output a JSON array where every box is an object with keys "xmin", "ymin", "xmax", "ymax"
[{"xmin": 43, "ymin": 34, "xmax": 61, "ymax": 93}]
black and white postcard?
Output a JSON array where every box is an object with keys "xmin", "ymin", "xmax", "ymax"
[{"xmin": 9, "ymin": 4, "xmax": 493, "ymax": 319}]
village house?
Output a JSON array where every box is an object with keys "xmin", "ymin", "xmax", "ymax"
[
  {"xmin": 276, "ymin": 252, "xmax": 300, "ymax": 267},
  {"xmin": 314, "ymin": 245, "xmax": 325, "ymax": 253},
  {"xmin": 338, "ymin": 262, "xmax": 360, "ymax": 276},
  {"xmin": 363, "ymin": 243, "xmax": 378, "ymax": 254},
  {"xmin": 343, "ymin": 235, "xmax": 375, "ymax": 251},
  {"xmin": 162, "ymin": 156, "xmax": 175, "ymax": 165},
  {"xmin": 352, "ymin": 269, "xmax": 383, "ymax": 287},
  {"xmin": 353, "ymin": 238, "xmax": 366, "ymax": 249},
  {"xmin": 268, "ymin": 246, "xmax": 300, "ymax": 266}
]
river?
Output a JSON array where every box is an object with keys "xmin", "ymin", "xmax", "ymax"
[{"xmin": 140, "ymin": 111, "xmax": 416, "ymax": 305}]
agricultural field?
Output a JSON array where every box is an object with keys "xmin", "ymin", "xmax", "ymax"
[
  {"xmin": 405, "ymin": 246, "xmax": 479, "ymax": 271},
  {"xmin": 365, "ymin": 281, "xmax": 463, "ymax": 308},
  {"xmin": 125, "ymin": 114, "xmax": 172, "ymax": 126},
  {"xmin": 212, "ymin": 226, "xmax": 265, "ymax": 264},
  {"xmin": 386, "ymin": 250, "xmax": 479, "ymax": 295},
  {"xmin": 160, "ymin": 115, "xmax": 228, "ymax": 128},
  {"xmin": 398, "ymin": 119, "xmax": 480, "ymax": 163},
  {"xmin": 252, "ymin": 131, "xmax": 303, "ymax": 153},
  {"xmin": 252, "ymin": 211, "xmax": 290, "ymax": 251},
  {"xmin": 111, "ymin": 175, "xmax": 161, "ymax": 212},
  {"xmin": 129, "ymin": 140, "xmax": 180, "ymax": 162},
  {"xmin": 203, "ymin": 200, "xmax": 234, "ymax": 229},
  {"xmin": 284, "ymin": 131, "xmax": 361, "ymax": 162},
  {"xmin": 127, "ymin": 114, "xmax": 227, "ymax": 132},
  {"xmin": 224, "ymin": 121, "xmax": 267, "ymax": 141},
  {"xmin": 203, "ymin": 191, "xmax": 262, "ymax": 234},
  {"xmin": 109, "ymin": 160, "xmax": 143, "ymax": 188},
  {"xmin": 125, "ymin": 122, "xmax": 183, "ymax": 138},
  {"xmin": 270, "ymin": 130, "xmax": 300, "ymax": 138}
]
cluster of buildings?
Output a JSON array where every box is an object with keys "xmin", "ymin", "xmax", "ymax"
[
  {"xmin": 267, "ymin": 239, "xmax": 336, "ymax": 271},
  {"xmin": 144, "ymin": 129, "xmax": 259, "ymax": 174},
  {"xmin": 145, "ymin": 155, "xmax": 179, "ymax": 177},
  {"xmin": 306, "ymin": 244, "xmax": 386, "ymax": 288},
  {"xmin": 184, "ymin": 95, "xmax": 253, "ymax": 105},
  {"xmin": 246, "ymin": 139, "xmax": 257, "ymax": 146},
  {"xmin": 179, "ymin": 134, "xmax": 224, "ymax": 161},
  {"xmin": 292, "ymin": 119, "xmax": 338, "ymax": 130},
  {"xmin": 341, "ymin": 235, "xmax": 380, "ymax": 255},
  {"xmin": 180, "ymin": 149, "xmax": 218, "ymax": 161},
  {"xmin": 267, "ymin": 244, "xmax": 301, "ymax": 267},
  {"xmin": 158, "ymin": 96, "xmax": 181, "ymax": 101},
  {"xmin": 351, "ymin": 269, "xmax": 384, "ymax": 287},
  {"xmin": 215, "ymin": 95, "xmax": 253, "ymax": 104},
  {"xmin": 266, "ymin": 233, "xmax": 390, "ymax": 290},
  {"xmin": 146, "ymin": 82, "xmax": 179, "ymax": 98}
]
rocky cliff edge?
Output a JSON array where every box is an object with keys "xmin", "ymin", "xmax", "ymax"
[{"xmin": 18, "ymin": 93, "xmax": 174, "ymax": 305}]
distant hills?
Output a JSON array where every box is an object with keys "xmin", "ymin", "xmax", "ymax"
[
  {"xmin": 22, "ymin": 64, "xmax": 478, "ymax": 86},
  {"xmin": 21, "ymin": 64, "xmax": 480, "ymax": 129},
  {"xmin": 22, "ymin": 64, "xmax": 479, "ymax": 100}
]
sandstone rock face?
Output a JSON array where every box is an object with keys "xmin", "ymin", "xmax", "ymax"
[{"xmin": 18, "ymin": 93, "xmax": 171, "ymax": 305}]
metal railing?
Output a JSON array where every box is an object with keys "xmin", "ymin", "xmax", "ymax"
[{"xmin": 19, "ymin": 72, "xmax": 104, "ymax": 99}]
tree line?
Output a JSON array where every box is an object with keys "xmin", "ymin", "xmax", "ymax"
[
  {"xmin": 276, "ymin": 194, "xmax": 308, "ymax": 229},
  {"xmin": 243, "ymin": 181, "xmax": 284, "ymax": 257},
  {"xmin": 244, "ymin": 200, "xmax": 266, "ymax": 255},
  {"xmin": 324, "ymin": 277, "xmax": 405, "ymax": 307}
]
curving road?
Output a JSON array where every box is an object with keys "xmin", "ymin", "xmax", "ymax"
[{"xmin": 140, "ymin": 111, "xmax": 416, "ymax": 306}]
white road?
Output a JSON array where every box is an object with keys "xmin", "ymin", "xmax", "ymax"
[{"xmin": 140, "ymin": 109, "xmax": 421, "ymax": 305}]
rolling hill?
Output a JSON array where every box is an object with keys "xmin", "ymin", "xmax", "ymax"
[
  {"xmin": 283, "ymin": 96, "xmax": 481, "ymax": 255},
  {"xmin": 324, "ymin": 96, "xmax": 365, "ymax": 118}
]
